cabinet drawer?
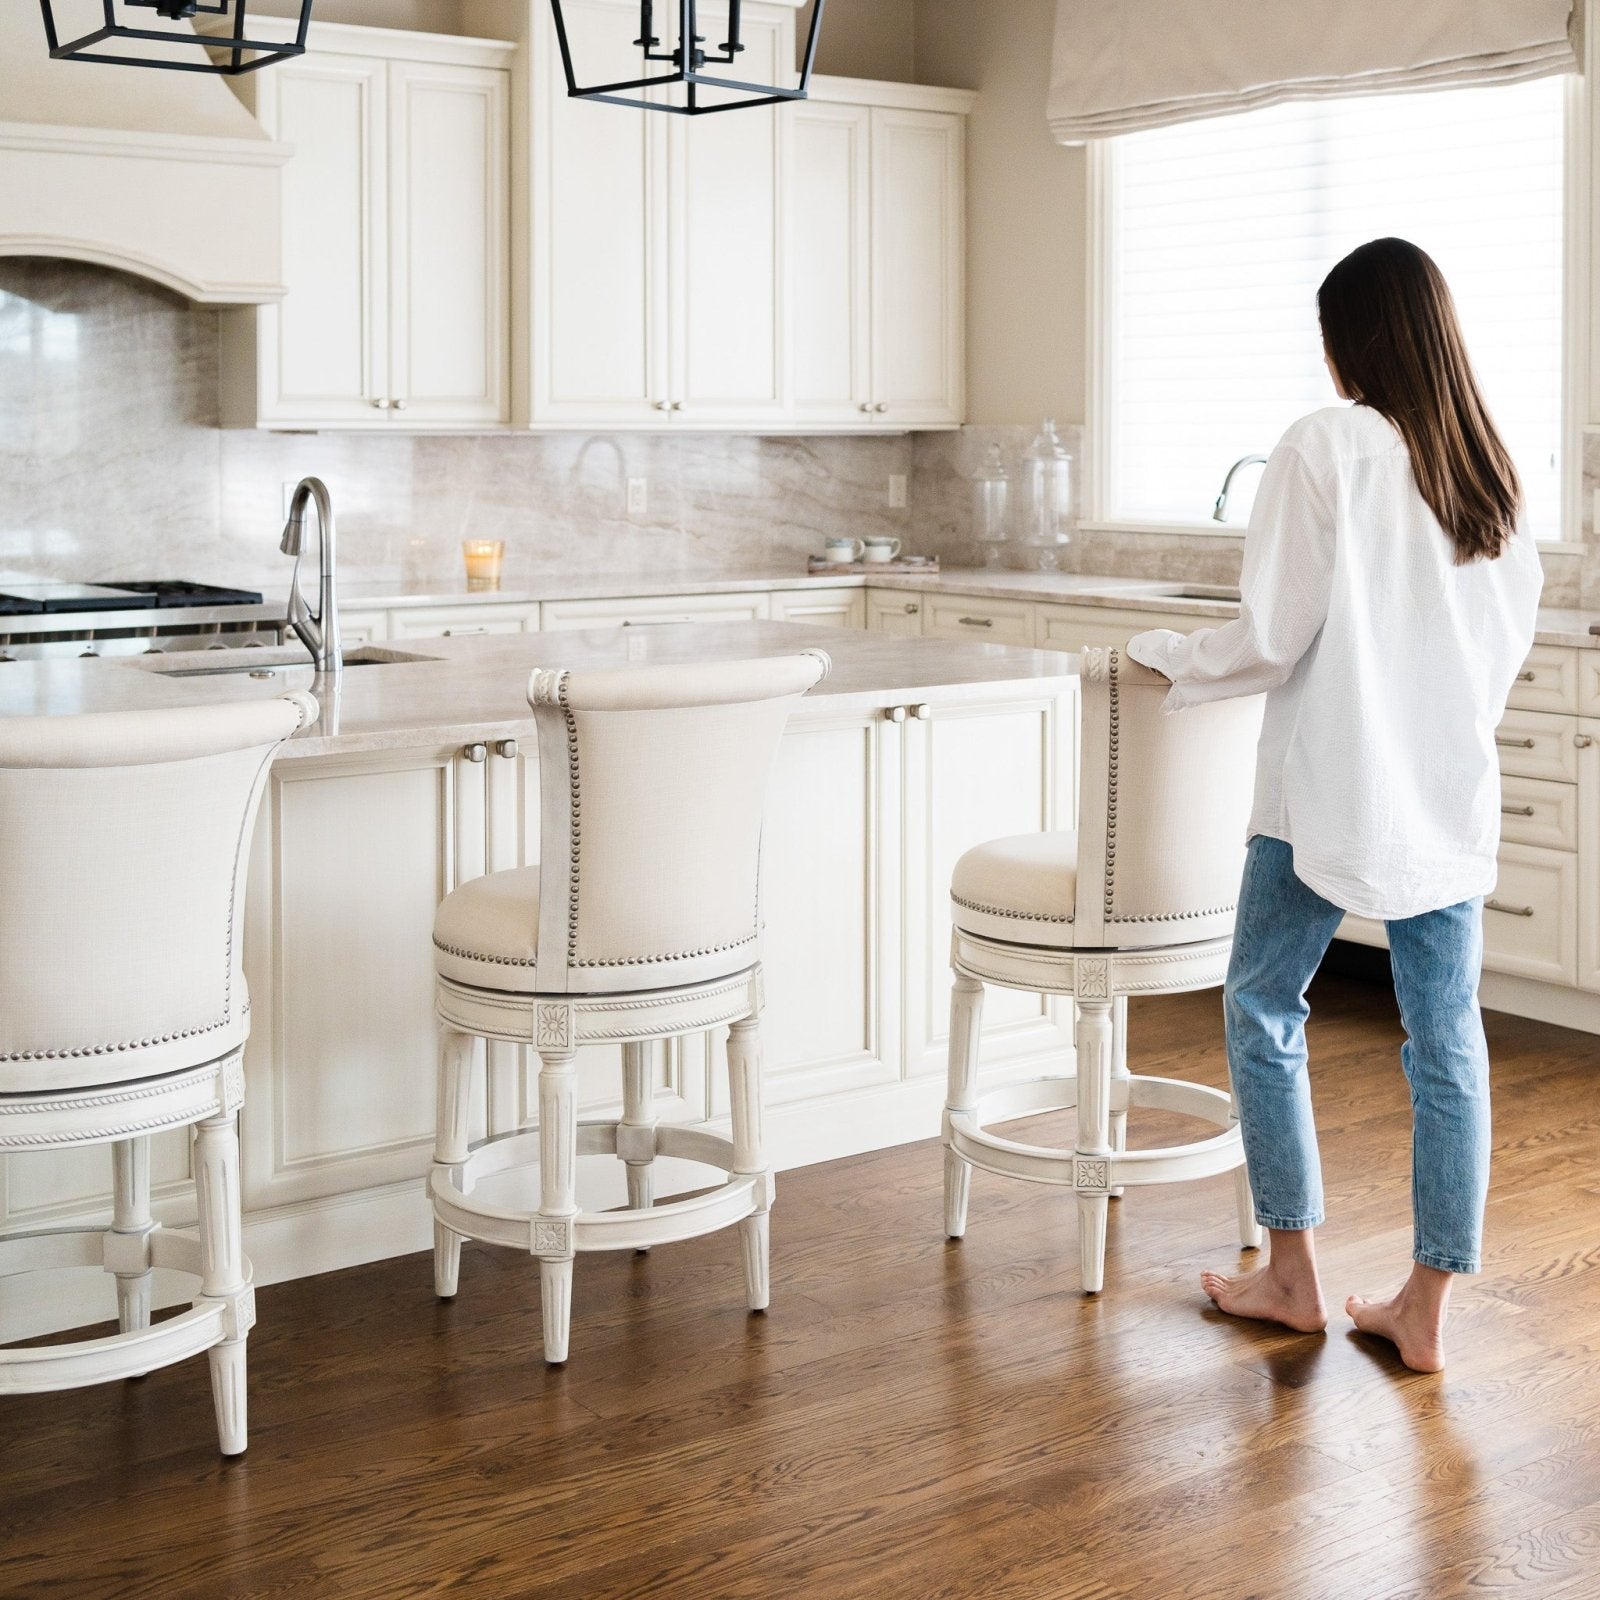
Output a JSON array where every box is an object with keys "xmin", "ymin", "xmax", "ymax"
[
  {"xmin": 1482, "ymin": 843, "xmax": 1577, "ymax": 985},
  {"xmin": 768, "ymin": 589, "xmax": 866, "ymax": 629},
  {"xmin": 921, "ymin": 596, "xmax": 1033, "ymax": 646},
  {"xmin": 541, "ymin": 593, "xmax": 770, "ymax": 631},
  {"xmin": 1033, "ymin": 602, "xmax": 1229, "ymax": 653},
  {"xmin": 1495, "ymin": 709, "xmax": 1578, "ymax": 783},
  {"xmin": 1498, "ymin": 774, "xmax": 1577, "ymax": 851},
  {"xmin": 1506, "ymin": 645, "xmax": 1579, "ymax": 714},
  {"xmin": 340, "ymin": 608, "xmax": 390, "ymax": 646},
  {"xmin": 391, "ymin": 604, "xmax": 536, "ymax": 639}
]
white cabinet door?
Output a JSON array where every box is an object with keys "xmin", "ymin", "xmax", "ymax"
[
  {"xmin": 869, "ymin": 108, "xmax": 964, "ymax": 427},
  {"xmin": 339, "ymin": 607, "xmax": 390, "ymax": 646},
  {"xmin": 253, "ymin": 53, "xmax": 390, "ymax": 425},
  {"xmin": 241, "ymin": 745, "xmax": 484, "ymax": 1210},
  {"xmin": 1483, "ymin": 843, "xmax": 1578, "ymax": 986},
  {"xmin": 531, "ymin": 0, "xmax": 669, "ymax": 424},
  {"xmin": 669, "ymin": 6, "xmax": 788, "ymax": 424},
  {"xmin": 767, "ymin": 588, "xmax": 866, "ymax": 628},
  {"xmin": 1578, "ymin": 719, "xmax": 1600, "ymax": 992},
  {"xmin": 787, "ymin": 100, "xmax": 872, "ymax": 425},
  {"xmin": 389, "ymin": 58, "xmax": 510, "ymax": 425},
  {"xmin": 902, "ymin": 691, "xmax": 1079, "ymax": 1081},
  {"xmin": 865, "ymin": 589, "xmax": 926, "ymax": 635}
]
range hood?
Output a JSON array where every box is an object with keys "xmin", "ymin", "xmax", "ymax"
[{"xmin": 0, "ymin": 7, "xmax": 289, "ymax": 304}]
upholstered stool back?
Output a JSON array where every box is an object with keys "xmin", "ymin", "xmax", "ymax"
[
  {"xmin": 1071, "ymin": 647, "xmax": 1264, "ymax": 949},
  {"xmin": 525, "ymin": 652, "xmax": 830, "ymax": 995},
  {"xmin": 0, "ymin": 694, "xmax": 316, "ymax": 1092}
]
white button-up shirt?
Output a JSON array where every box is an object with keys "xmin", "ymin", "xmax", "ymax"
[{"xmin": 1126, "ymin": 404, "xmax": 1544, "ymax": 921}]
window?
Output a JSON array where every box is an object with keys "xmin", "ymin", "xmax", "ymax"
[{"xmin": 1096, "ymin": 76, "xmax": 1568, "ymax": 539}]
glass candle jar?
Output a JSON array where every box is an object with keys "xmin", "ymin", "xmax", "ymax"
[{"xmin": 462, "ymin": 539, "xmax": 505, "ymax": 592}]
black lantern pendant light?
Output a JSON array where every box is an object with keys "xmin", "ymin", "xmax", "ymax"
[
  {"xmin": 39, "ymin": 1, "xmax": 314, "ymax": 75},
  {"xmin": 550, "ymin": 0, "xmax": 827, "ymax": 115}
]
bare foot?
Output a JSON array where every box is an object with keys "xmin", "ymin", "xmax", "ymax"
[
  {"xmin": 1201, "ymin": 1262, "xmax": 1328, "ymax": 1334},
  {"xmin": 1346, "ymin": 1287, "xmax": 1446, "ymax": 1373}
]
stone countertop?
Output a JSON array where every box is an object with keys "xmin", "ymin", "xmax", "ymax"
[
  {"xmin": 339, "ymin": 569, "xmax": 1600, "ymax": 649},
  {"xmin": 0, "ymin": 623, "xmax": 1080, "ymax": 760}
]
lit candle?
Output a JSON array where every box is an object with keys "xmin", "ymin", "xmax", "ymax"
[{"xmin": 462, "ymin": 539, "xmax": 505, "ymax": 592}]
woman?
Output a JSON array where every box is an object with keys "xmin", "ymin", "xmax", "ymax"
[{"xmin": 1126, "ymin": 237, "xmax": 1543, "ymax": 1373}]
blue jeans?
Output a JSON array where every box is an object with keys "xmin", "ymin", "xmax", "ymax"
[{"xmin": 1224, "ymin": 834, "xmax": 1490, "ymax": 1274}]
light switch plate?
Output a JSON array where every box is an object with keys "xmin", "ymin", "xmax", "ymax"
[
  {"xmin": 627, "ymin": 478, "xmax": 648, "ymax": 516},
  {"xmin": 888, "ymin": 474, "xmax": 907, "ymax": 509}
]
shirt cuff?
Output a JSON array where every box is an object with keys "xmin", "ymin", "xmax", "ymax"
[{"xmin": 1125, "ymin": 628, "xmax": 1181, "ymax": 673}]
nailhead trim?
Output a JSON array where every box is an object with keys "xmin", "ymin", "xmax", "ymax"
[
  {"xmin": 952, "ymin": 891, "xmax": 1074, "ymax": 924},
  {"xmin": 1108, "ymin": 904, "xmax": 1236, "ymax": 924},
  {"xmin": 559, "ymin": 672, "xmax": 582, "ymax": 966},
  {"xmin": 432, "ymin": 936, "xmax": 535, "ymax": 969},
  {"xmin": 1104, "ymin": 650, "xmax": 1120, "ymax": 923},
  {"xmin": 432, "ymin": 933, "xmax": 758, "ymax": 970}
]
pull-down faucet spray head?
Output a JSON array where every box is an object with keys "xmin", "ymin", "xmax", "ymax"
[{"xmin": 1212, "ymin": 455, "xmax": 1269, "ymax": 523}]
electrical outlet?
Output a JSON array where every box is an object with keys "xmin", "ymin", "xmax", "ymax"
[
  {"xmin": 627, "ymin": 477, "xmax": 648, "ymax": 516},
  {"xmin": 888, "ymin": 474, "xmax": 907, "ymax": 510}
]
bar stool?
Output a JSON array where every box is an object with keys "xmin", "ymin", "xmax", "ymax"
[
  {"xmin": 943, "ymin": 647, "xmax": 1265, "ymax": 1291},
  {"xmin": 0, "ymin": 693, "xmax": 316, "ymax": 1455},
  {"xmin": 429, "ymin": 651, "xmax": 830, "ymax": 1363}
]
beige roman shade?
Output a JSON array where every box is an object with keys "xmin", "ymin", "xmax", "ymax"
[{"xmin": 1048, "ymin": 0, "xmax": 1578, "ymax": 142}]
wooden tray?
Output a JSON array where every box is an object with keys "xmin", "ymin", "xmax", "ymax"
[{"xmin": 806, "ymin": 556, "xmax": 940, "ymax": 575}]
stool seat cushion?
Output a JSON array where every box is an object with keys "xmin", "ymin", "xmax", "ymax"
[
  {"xmin": 433, "ymin": 867, "xmax": 543, "ymax": 992},
  {"xmin": 951, "ymin": 831, "xmax": 1080, "ymax": 948}
]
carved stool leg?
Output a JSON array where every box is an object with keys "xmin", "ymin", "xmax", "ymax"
[
  {"xmin": 110, "ymin": 1136, "xmax": 154, "ymax": 1335},
  {"xmin": 727, "ymin": 1014, "xmax": 771, "ymax": 1312},
  {"xmin": 1074, "ymin": 997, "xmax": 1115, "ymax": 1294},
  {"xmin": 536, "ymin": 1048, "xmax": 578, "ymax": 1364},
  {"xmin": 943, "ymin": 972, "xmax": 985, "ymax": 1239},
  {"xmin": 1108, "ymin": 995, "xmax": 1129, "ymax": 1199},
  {"xmin": 195, "ymin": 1111, "xmax": 250, "ymax": 1457},
  {"xmin": 433, "ymin": 1026, "xmax": 476, "ymax": 1299},
  {"xmin": 621, "ymin": 1041, "xmax": 658, "ymax": 1228}
]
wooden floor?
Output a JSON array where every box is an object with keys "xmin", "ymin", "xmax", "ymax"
[{"xmin": 5, "ymin": 970, "xmax": 1600, "ymax": 1600}]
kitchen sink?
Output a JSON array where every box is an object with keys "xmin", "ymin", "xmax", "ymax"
[
  {"xmin": 145, "ymin": 646, "xmax": 439, "ymax": 678},
  {"xmin": 1143, "ymin": 584, "xmax": 1241, "ymax": 603}
]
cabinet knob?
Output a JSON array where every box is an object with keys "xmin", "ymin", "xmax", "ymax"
[
  {"xmin": 671, "ymin": 401, "xmax": 685, "ymax": 411},
  {"xmin": 393, "ymin": 399, "xmax": 409, "ymax": 411},
  {"xmin": 1578, "ymin": 734, "xmax": 1595, "ymax": 748},
  {"xmin": 371, "ymin": 398, "xmax": 391, "ymax": 410},
  {"xmin": 464, "ymin": 743, "xmax": 487, "ymax": 763},
  {"xmin": 1517, "ymin": 670, "xmax": 1536, "ymax": 682},
  {"xmin": 495, "ymin": 739, "xmax": 518, "ymax": 759},
  {"xmin": 874, "ymin": 402, "xmax": 889, "ymax": 414},
  {"xmin": 884, "ymin": 705, "xmax": 907, "ymax": 723},
  {"xmin": 859, "ymin": 403, "xmax": 874, "ymax": 414},
  {"xmin": 903, "ymin": 603, "xmax": 919, "ymax": 614},
  {"xmin": 913, "ymin": 703, "xmax": 931, "ymax": 720},
  {"xmin": 654, "ymin": 401, "xmax": 670, "ymax": 411}
]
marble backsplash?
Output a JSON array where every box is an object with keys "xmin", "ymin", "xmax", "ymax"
[
  {"xmin": 3, "ymin": 259, "xmax": 1596, "ymax": 608},
  {"xmin": 0, "ymin": 260, "xmax": 915, "ymax": 591}
]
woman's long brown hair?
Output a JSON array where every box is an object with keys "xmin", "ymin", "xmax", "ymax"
[{"xmin": 1317, "ymin": 238, "xmax": 1522, "ymax": 565}]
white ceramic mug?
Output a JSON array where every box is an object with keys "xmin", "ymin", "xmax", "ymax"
[
  {"xmin": 861, "ymin": 537, "xmax": 903, "ymax": 563},
  {"xmin": 823, "ymin": 538, "xmax": 864, "ymax": 564}
]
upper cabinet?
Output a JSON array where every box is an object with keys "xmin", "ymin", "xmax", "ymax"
[
  {"xmin": 529, "ymin": 0, "xmax": 788, "ymax": 427},
  {"xmin": 222, "ymin": 24, "xmax": 512, "ymax": 430},
  {"xmin": 220, "ymin": 11, "xmax": 970, "ymax": 434},
  {"xmin": 788, "ymin": 85, "xmax": 968, "ymax": 428}
]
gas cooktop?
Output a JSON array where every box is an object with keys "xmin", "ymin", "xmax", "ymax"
[{"xmin": 0, "ymin": 580, "xmax": 265, "ymax": 617}]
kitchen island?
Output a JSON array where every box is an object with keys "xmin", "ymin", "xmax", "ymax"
[{"xmin": 1, "ymin": 623, "xmax": 1081, "ymax": 1337}]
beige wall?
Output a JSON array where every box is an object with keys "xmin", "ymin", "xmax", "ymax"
[
  {"xmin": 810, "ymin": 0, "xmax": 916, "ymax": 83},
  {"xmin": 256, "ymin": 0, "xmax": 467, "ymax": 29},
  {"xmin": 914, "ymin": 0, "xmax": 1086, "ymax": 427}
]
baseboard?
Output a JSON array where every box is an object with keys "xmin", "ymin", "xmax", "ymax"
[{"xmin": 1478, "ymin": 970, "xmax": 1600, "ymax": 1033}]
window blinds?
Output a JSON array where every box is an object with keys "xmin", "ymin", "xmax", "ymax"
[
  {"xmin": 1102, "ymin": 75, "xmax": 1566, "ymax": 538},
  {"xmin": 1050, "ymin": 0, "xmax": 1576, "ymax": 143}
]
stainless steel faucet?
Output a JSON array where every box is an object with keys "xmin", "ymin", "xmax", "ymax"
[
  {"xmin": 1212, "ymin": 455, "xmax": 1268, "ymax": 523},
  {"xmin": 280, "ymin": 476, "xmax": 342, "ymax": 677}
]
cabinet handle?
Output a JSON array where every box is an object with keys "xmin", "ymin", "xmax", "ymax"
[
  {"xmin": 1495, "ymin": 736, "xmax": 1535, "ymax": 749},
  {"xmin": 959, "ymin": 616, "xmax": 994, "ymax": 628},
  {"xmin": 1485, "ymin": 898, "xmax": 1534, "ymax": 918},
  {"xmin": 464, "ymin": 743, "xmax": 487, "ymax": 763},
  {"xmin": 371, "ymin": 398, "xmax": 391, "ymax": 410},
  {"xmin": 913, "ymin": 703, "xmax": 931, "ymax": 720},
  {"xmin": 884, "ymin": 705, "xmax": 907, "ymax": 723},
  {"xmin": 1516, "ymin": 670, "xmax": 1536, "ymax": 682},
  {"xmin": 1501, "ymin": 804, "xmax": 1536, "ymax": 817},
  {"xmin": 874, "ymin": 402, "xmax": 889, "ymax": 414},
  {"xmin": 495, "ymin": 739, "xmax": 518, "ymax": 759}
]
